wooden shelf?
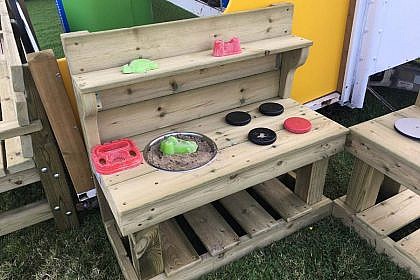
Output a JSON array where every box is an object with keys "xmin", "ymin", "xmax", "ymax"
[
  {"xmin": 108, "ymin": 179, "xmax": 332, "ymax": 280},
  {"xmin": 334, "ymin": 194, "xmax": 420, "ymax": 278},
  {"xmin": 73, "ymin": 36, "xmax": 311, "ymax": 94}
]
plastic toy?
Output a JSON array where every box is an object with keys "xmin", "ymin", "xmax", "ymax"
[
  {"xmin": 394, "ymin": 118, "xmax": 420, "ymax": 139},
  {"xmin": 159, "ymin": 136, "xmax": 198, "ymax": 156},
  {"xmin": 259, "ymin": 102, "xmax": 284, "ymax": 116},
  {"xmin": 122, "ymin": 58, "xmax": 158, "ymax": 74},
  {"xmin": 212, "ymin": 37, "xmax": 242, "ymax": 57},
  {"xmin": 284, "ymin": 117, "xmax": 312, "ymax": 134},
  {"xmin": 91, "ymin": 139, "xmax": 143, "ymax": 175},
  {"xmin": 225, "ymin": 111, "xmax": 251, "ymax": 126},
  {"xmin": 248, "ymin": 127, "xmax": 277, "ymax": 145}
]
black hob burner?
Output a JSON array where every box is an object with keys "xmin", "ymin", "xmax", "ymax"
[
  {"xmin": 248, "ymin": 127, "xmax": 277, "ymax": 146},
  {"xmin": 259, "ymin": 102, "xmax": 284, "ymax": 116},
  {"xmin": 225, "ymin": 111, "xmax": 252, "ymax": 126}
]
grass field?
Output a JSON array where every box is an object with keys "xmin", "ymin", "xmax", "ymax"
[{"xmin": 0, "ymin": 0, "xmax": 419, "ymax": 279}]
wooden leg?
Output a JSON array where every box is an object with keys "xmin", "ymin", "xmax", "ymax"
[
  {"xmin": 129, "ymin": 225, "xmax": 164, "ymax": 280},
  {"xmin": 294, "ymin": 158, "xmax": 329, "ymax": 204},
  {"xmin": 23, "ymin": 66, "xmax": 79, "ymax": 230},
  {"xmin": 345, "ymin": 159, "xmax": 384, "ymax": 212}
]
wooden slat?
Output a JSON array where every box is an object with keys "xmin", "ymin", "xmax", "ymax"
[
  {"xmin": 0, "ymin": 199, "xmax": 53, "ymax": 236},
  {"xmin": 0, "ymin": 119, "xmax": 42, "ymax": 140},
  {"xmin": 98, "ymin": 55, "xmax": 278, "ymax": 110},
  {"xmin": 62, "ymin": 4, "xmax": 294, "ymax": 74},
  {"xmin": 0, "ymin": 0, "xmax": 24, "ymax": 92},
  {"xmin": 27, "ymin": 50, "xmax": 94, "ymax": 195},
  {"xmin": 254, "ymin": 179, "xmax": 312, "ymax": 222},
  {"xmin": 160, "ymin": 219, "xmax": 200, "ymax": 276},
  {"xmin": 333, "ymin": 196, "xmax": 420, "ymax": 278},
  {"xmin": 151, "ymin": 197, "xmax": 332, "ymax": 280},
  {"xmin": 72, "ymin": 36, "xmax": 310, "ymax": 95},
  {"xmin": 98, "ymin": 71, "xmax": 280, "ymax": 140},
  {"xmin": 357, "ymin": 189, "xmax": 420, "ymax": 236},
  {"xmin": 130, "ymin": 225, "xmax": 164, "ymax": 280},
  {"xmin": 184, "ymin": 204, "xmax": 239, "ymax": 256},
  {"xmin": 0, "ymin": 167, "xmax": 39, "ymax": 193},
  {"xmin": 219, "ymin": 190, "xmax": 278, "ymax": 237},
  {"xmin": 396, "ymin": 229, "xmax": 420, "ymax": 264}
]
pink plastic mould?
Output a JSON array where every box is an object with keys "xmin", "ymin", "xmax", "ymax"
[
  {"xmin": 91, "ymin": 139, "xmax": 143, "ymax": 175},
  {"xmin": 212, "ymin": 37, "xmax": 242, "ymax": 57}
]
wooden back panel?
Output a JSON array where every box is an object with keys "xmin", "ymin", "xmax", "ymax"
[
  {"xmin": 61, "ymin": 4, "xmax": 293, "ymax": 74},
  {"xmin": 64, "ymin": 4, "xmax": 311, "ymax": 148}
]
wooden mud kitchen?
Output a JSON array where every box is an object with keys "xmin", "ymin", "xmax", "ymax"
[
  {"xmin": 334, "ymin": 95, "xmax": 420, "ymax": 278},
  {"xmin": 63, "ymin": 5, "xmax": 349, "ymax": 279}
]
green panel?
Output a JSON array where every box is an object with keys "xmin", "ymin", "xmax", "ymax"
[
  {"xmin": 151, "ymin": 0, "xmax": 196, "ymax": 23},
  {"xmin": 62, "ymin": 0, "xmax": 153, "ymax": 32}
]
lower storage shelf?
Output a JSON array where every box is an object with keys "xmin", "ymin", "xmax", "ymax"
[
  {"xmin": 333, "ymin": 190, "xmax": 420, "ymax": 278},
  {"xmin": 105, "ymin": 178, "xmax": 332, "ymax": 280}
]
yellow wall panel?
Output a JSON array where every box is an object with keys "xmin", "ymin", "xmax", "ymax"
[{"xmin": 225, "ymin": 0, "xmax": 350, "ymax": 103}]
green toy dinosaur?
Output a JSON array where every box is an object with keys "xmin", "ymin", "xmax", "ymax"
[
  {"xmin": 160, "ymin": 136, "xmax": 198, "ymax": 156},
  {"xmin": 122, "ymin": 58, "xmax": 158, "ymax": 74}
]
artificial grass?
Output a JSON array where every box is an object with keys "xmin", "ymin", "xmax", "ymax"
[{"xmin": 1, "ymin": 0, "xmax": 419, "ymax": 279}]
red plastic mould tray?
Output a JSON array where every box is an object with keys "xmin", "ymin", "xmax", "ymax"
[{"xmin": 91, "ymin": 139, "xmax": 143, "ymax": 175}]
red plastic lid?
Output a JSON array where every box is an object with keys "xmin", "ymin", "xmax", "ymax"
[
  {"xmin": 284, "ymin": 117, "xmax": 312, "ymax": 134},
  {"xmin": 91, "ymin": 139, "xmax": 143, "ymax": 175}
]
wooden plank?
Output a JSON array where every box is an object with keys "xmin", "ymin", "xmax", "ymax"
[
  {"xmin": 72, "ymin": 36, "xmax": 311, "ymax": 95},
  {"xmin": 150, "ymin": 197, "xmax": 332, "ymax": 280},
  {"xmin": 23, "ymin": 66, "xmax": 79, "ymax": 230},
  {"xmin": 130, "ymin": 225, "xmax": 164, "ymax": 280},
  {"xmin": 345, "ymin": 159, "xmax": 384, "ymax": 212},
  {"xmin": 184, "ymin": 204, "xmax": 240, "ymax": 256},
  {"xmin": 219, "ymin": 190, "xmax": 278, "ymax": 237},
  {"xmin": 0, "ymin": 167, "xmax": 39, "ymax": 193},
  {"xmin": 357, "ymin": 189, "xmax": 420, "ymax": 236},
  {"xmin": 396, "ymin": 229, "xmax": 420, "ymax": 264},
  {"xmin": 62, "ymin": 4, "xmax": 294, "ymax": 74},
  {"xmin": 98, "ymin": 71, "xmax": 280, "ymax": 140},
  {"xmin": 104, "ymin": 221, "xmax": 139, "ymax": 280},
  {"xmin": 160, "ymin": 219, "xmax": 200, "ymax": 276},
  {"xmin": 333, "ymin": 196, "xmax": 420, "ymax": 278},
  {"xmin": 0, "ymin": 199, "xmax": 53, "ymax": 236},
  {"xmin": 98, "ymin": 55, "xmax": 278, "ymax": 110},
  {"xmin": 0, "ymin": 119, "xmax": 42, "ymax": 140},
  {"xmin": 5, "ymin": 136, "xmax": 35, "ymax": 173},
  {"xmin": 27, "ymin": 50, "xmax": 94, "ymax": 196},
  {"xmin": 294, "ymin": 158, "xmax": 329, "ymax": 204},
  {"xmin": 254, "ymin": 179, "xmax": 312, "ymax": 222},
  {"xmin": 0, "ymin": 0, "xmax": 24, "ymax": 92}
]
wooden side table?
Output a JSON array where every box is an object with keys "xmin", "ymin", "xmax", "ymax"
[{"xmin": 334, "ymin": 94, "xmax": 420, "ymax": 278}]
